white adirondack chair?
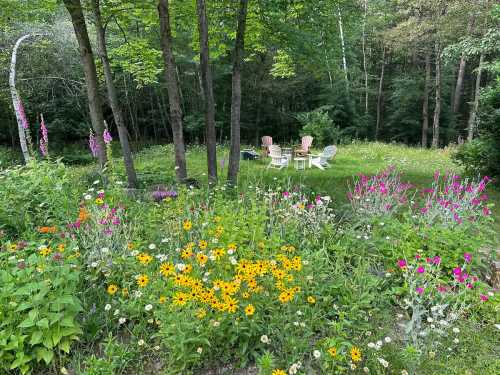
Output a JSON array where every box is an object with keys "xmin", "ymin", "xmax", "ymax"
[
  {"xmin": 309, "ymin": 145, "xmax": 337, "ymax": 170},
  {"xmin": 267, "ymin": 145, "xmax": 289, "ymax": 169}
]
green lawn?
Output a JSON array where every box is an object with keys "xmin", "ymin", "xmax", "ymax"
[{"xmin": 122, "ymin": 142, "xmax": 499, "ymax": 233}]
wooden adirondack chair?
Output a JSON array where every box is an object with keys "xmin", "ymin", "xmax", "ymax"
[
  {"xmin": 309, "ymin": 145, "xmax": 337, "ymax": 170},
  {"xmin": 267, "ymin": 145, "xmax": 289, "ymax": 169},
  {"xmin": 295, "ymin": 135, "xmax": 313, "ymax": 157},
  {"xmin": 261, "ymin": 136, "xmax": 273, "ymax": 157}
]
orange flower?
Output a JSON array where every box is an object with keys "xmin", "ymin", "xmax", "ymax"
[
  {"xmin": 78, "ymin": 207, "xmax": 90, "ymax": 222},
  {"xmin": 38, "ymin": 226, "xmax": 57, "ymax": 234}
]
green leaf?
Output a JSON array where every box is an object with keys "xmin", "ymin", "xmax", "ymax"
[
  {"xmin": 30, "ymin": 331, "xmax": 43, "ymax": 345},
  {"xmin": 35, "ymin": 347, "xmax": 54, "ymax": 365},
  {"xmin": 58, "ymin": 339, "xmax": 71, "ymax": 354},
  {"xmin": 36, "ymin": 318, "xmax": 49, "ymax": 329},
  {"xmin": 18, "ymin": 317, "xmax": 35, "ymax": 328}
]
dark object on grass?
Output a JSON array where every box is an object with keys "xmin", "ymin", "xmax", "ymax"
[{"xmin": 240, "ymin": 149, "xmax": 259, "ymax": 160}]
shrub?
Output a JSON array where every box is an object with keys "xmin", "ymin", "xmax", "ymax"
[
  {"xmin": 0, "ymin": 239, "xmax": 82, "ymax": 374},
  {"xmin": 296, "ymin": 106, "xmax": 342, "ymax": 146},
  {"xmin": 0, "ymin": 160, "xmax": 80, "ymax": 238}
]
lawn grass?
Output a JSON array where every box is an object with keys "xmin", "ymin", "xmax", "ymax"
[{"xmin": 123, "ymin": 141, "xmax": 499, "ymax": 234}]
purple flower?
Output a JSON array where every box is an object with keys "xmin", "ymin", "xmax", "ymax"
[
  {"xmin": 417, "ymin": 266, "xmax": 425, "ymax": 274},
  {"xmin": 283, "ymin": 191, "xmax": 290, "ymax": 198},
  {"xmin": 432, "ymin": 256, "xmax": 441, "ymax": 265},
  {"xmin": 464, "ymin": 253, "xmax": 472, "ymax": 263},
  {"xmin": 17, "ymin": 100, "xmax": 29, "ymax": 130},
  {"xmin": 89, "ymin": 131, "xmax": 99, "ymax": 158},
  {"xmin": 39, "ymin": 114, "xmax": 49, "ymax": 157},
  {"xmin": 452, "ymin": 267, "xmax": 462, "ymax": 276},
  {"xmin": 152, "ymin": 189, "xmax": 178, "ymax": 202},
  {"xmin": 103, "ymin": 129, "xmax": 112, "ymax": 144},
  {"xmin": 480, "ymin": 294, "xmax": 488, "ymax": 302},
  {"xmin": 416, "ymin": 287, "xmax": 425, "ymax": 295}
]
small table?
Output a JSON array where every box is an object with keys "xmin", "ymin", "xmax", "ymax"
[
  {"xmin": 294, "ymin": 157, "xmax": 307, "ymax": 170},
  {"xmin": 282, "ymin": 147, "xmax": 293, "ymax": 164}
]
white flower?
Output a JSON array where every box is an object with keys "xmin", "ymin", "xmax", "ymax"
[
  {"xmin": 377, "ymin": 358, "xmax": 389, "ymax": 368},
  {"xmin": 104, "ymin": 304, "xmax": 111, "ymax": 311},
  {"xmin": 296, "ymin": 310, "xmax": 303, "ymax": 316},
  {"xmin": 452, "ymin": 327, "xmax": 460, "ymax": 334},
  {"xmin": 134, "ymin": 290, "xmax": 142, "ymax": 298},
  {"xmin": 350, "ymin": 363, "xmax": 357, "ymax": 370},
  {"xmin": 161, "ymin": 238, "xmax": 169, "ymax": 243},
  {"xmin": 453, "ymin": 338, "xmax": 459, "ymax": 344},
  {"xmin": 197, "ymin": 347, "xmax": 203, "ymax": 354},
  {"xmin": 212, "ymin": 320, "xmax": 220, "ymax": 327},
  {"xmin": 91, "ymin": 262, "xmax": 98, "ymax": 268},
  {"xmin": 175, "ymin": 166, "xmax": 180, "ymax": 170},
  {"xmin": 384, "ymin": 336, "xmax": 392, "ymax": 343},
  {"xmin": 401, "ymin": 370, "xmax": 409, "ymax": 375},
  {"xmin": 363, "ymin": 367, "xmax": 370, "ymax": 373},
  {"xmin": 93, "ymin": 180, "xmax": 100, "ymax": 185},
  {"xmin": 113, "ymin": 309, "xmax": 120, "ymax": 316},
  {"xmin": 154, "ymin": 345, "xmax": 160, "ymax": 351},
  {"xmin": 227, "ymin": 249, "xmax": 234, "ymax": 255},
  {"xmin": 130, "ymin": 250, "xmax": 139, "ymax": 257},
  {"xmin": 313, "ymin": 350, "xmax": 321, "ymax": 359},
  {"xmin": 299, "ymin": 322, "xmax": 306, "ymax": 327},
  {"xmin": 427, "ymin": 317, "xmax": 434, "ymax": 323},
  {"xmin": 229, "ymin": 256, "xmax": 237, "ymax": 265},
  {"xmin": 148, "ymin": 243, "xmax": 156, "ymax": 250},
  {"xmin": 376, "ymin": 340, "xmax": 383, "ymax": 347},
  {"xmin": 365, "ymin": 331, "xmax": 372, "ymax": 336},
  {"xmin": 260, "ymin": 335, "xmax": 270, "ymax": 344},
  {"xmin": 368, "ymin": 342, "xmax": 376, "ymax": 349},
  {"xmin": 84, "ymin": 194, "xmax": 92, "ymax": 200},
  {"xmin": 494, "ymin": 324, "xmax": 500, "ymax": 330},
  {"xmin": 145, "ymin": 304, "xmax": 153, "ymax": 312},
  {"xmin": 101, "ymin": 247, "xmax": 109, "ymax": 254},
  {"xmin": 119, "ymin": 317, "xmax": 126, "ymax": 325},
  {"xmin": 138, "ymin": 339, "xmax": 145, "ymax": 346},
  {"xmin": 176, "ymin": 263, "xmax": 186, "ymax": 271},
  {"xmin": 293, "ymin": 321, "xmax": 299, "ymax": 326}
]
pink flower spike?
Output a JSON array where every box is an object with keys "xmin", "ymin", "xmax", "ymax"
[
  {"xmin": 432, "ymin": 256, "xmax": 441, "ymax": 265},
  {"xmin": 398, "ymin": 259, "xmax": 407, "ymax": 269},
  {"xmin": 466, "ymin": 283, "xmax": 473, "ymax": 289},
  {"xmin": 283, "ymin": 191, "xmax": 290, "ymax": 198},
  {"xmin": 464, "ymin": 253, "xmax": 472, "ymax": 263},
  {"xmin": 480, "ymin": 294, "xmax": 488, "ymax": 302},
  {"xmin": 416, "ymin": 287, "xmax": 425, "ymax": 295},
  {"xmin": 482, "ymin": 206, "xmax": 491, "ymax": 216},
  {"xmin": 417, "ymin": 266, "xmax": 425, "ymax": 274}
]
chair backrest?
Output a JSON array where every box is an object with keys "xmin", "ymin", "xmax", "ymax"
[
  {"xmin": 320, "ymin": 145, "xmax": 337, "ymax": 163},
  {"xmin": 262, "ymin": 136, "xmax": 273, "ymax": 147},
  {"xmin": 268, "ymin": 145, "xmax": 281, "ymax": 158},
  {"xmin": 301, "ymin": 136, "xmax": 313, "ymax": 152}
]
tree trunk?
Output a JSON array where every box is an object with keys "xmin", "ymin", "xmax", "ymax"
[
  {"xmin": 453, "ymin": 56, "xmax": 466, "ymax": 113},
  {"xmin": 375, "ymin": 46, "xmax": 385, "ymax": 140},
  {"xmin": 227, "ymin": 0, "xmax": 249, "ymax": 185},
  {"xmin": 337, "ymin": 5, "xmax": 348, "ymax": 82},
  {"xmin": 422, "ymin": 52, "xmax": 431, "ymax": 148},
  {"xmin": 362, "ymin": 0, "xmax": 369, "ymax": 114},
  {"xmin": 431, "ymin": 42, "xmax": 441, "ymax": 148},
  {"xmin": 92, "ymin": 0, "xmax": 138, "ymax": 188},
  {"xmin": 196, "ymin": 0, "xmax": 217, "ymax": 184},
  {"xmin": 63, "ymin": 0, "xmax": 107, "ymax": 168},
  {"xmin": 158, "ymin": 0, "xmax": 187, "ymax": 182},
  {"xmin": 467, "ymin": 54, "xmax": 484, "ymax": 142},
  {"xmin": 9, "ymin": 34, "xmax": 32, "ymax": 162}
]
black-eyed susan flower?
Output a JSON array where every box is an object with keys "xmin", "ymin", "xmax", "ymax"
[
  {"xmin": 107, "ymin": 284, "xmax": 118, "ymax": 295},
  {"xmin": 244, "ymin": 304, "xmax": 255, "ymax": 316},
  {"xmin": 183, "ymin": 220, "xmax": 192, "ymax": 231},
  {"xmin": 159, "ymin": 296, "xmax": 167, "ymax": 304},
  {"xmin": 307, "ymin": 296, "xmax": 316, "ymax": 304},
  {"xmin": 160, "ymin": 262, "xmax": 175, "ymax": 277},
  {"xmin": 328, "ymin": 347, "xmax": 337, "ymax": 357},
  {"xmin": 198, "ymin": 240, "xmax": 208, "ymax": 250},
  {"xmin": 39, "ymin": 247, "xmax": 51, "ymax": 257},
  {"xmin": 136, "ymin": 274, "xmax": 149, "ymax": 288},
  {"xmin": 350, "ymin": 346, "xmax": 362, "ymax": 362},
  {"xmin": 272, "ymin": 370, "xmax": 286, "ymax": 375}
]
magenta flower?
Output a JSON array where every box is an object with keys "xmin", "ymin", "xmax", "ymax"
[
  {"xmin": 452, "ymin": 267, "xmax": 462, "ymax": 276},
  {"xmin": 432, "ymin": 256, "xmax": 441, "ymax": 265},
  {"xmin": 283, "ymin": 191, "xmax": 290, "ymax": 198},
  {"xmin": 17, "ymin": 100, "xmax": 29, "ymax": 130},
  {"xmin": 480, "ymin": 294, "xmax": 488, "ymax": 302},
  {"xmin": 416, "ymin": 287, "xmax": 425, "ymax": 295},
  {"xmin": 482, "ymin": 206, "xmax": 491, "ymax": 216},
  {"xmin": 89, "ymin": 130, "xmax": 99, "ymax": 157},
  {"xmin": 398, "ymin": 259, "xmax": 407, "ymax": 269},
  {"xmin": 464, "ymin": 253, "xmax": 472, "ymax": 263},
  {"xmin": 39, "ymin": 114, "xmax": 49, "ymax": 157},
  {"xmin": 417, "ymin": 266, "xmax": 425, "ymax": 274},
  {"xmin": 103, "ymin": 129, "xmax": 112, "ymax": 144},
  {"xmin": 437, "ymin": 285, "xmax": 447, "ymax": 293},
  {"xmin": 415, "ymin": 254, "xmax": 421, "ymax": 260}
]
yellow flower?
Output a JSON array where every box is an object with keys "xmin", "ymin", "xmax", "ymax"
[
  {"xmin": 198, "ymin": 240, "xmax": 208, "ymax": 250},
  {"xmin": 107, "ymin": 284, "xmax": 118, "ymax": 295},
  {"xmin": 8, "ymin": 244, "xmax": 17, "ymax": 251},
  {"xmin": 181, "ymin": 249, "xmax": 194, "ymax": 259},
  {"xmin": 127, "ymin": 242, "xmax": 135, "ymax": 250},
  {"xmin": 242, "ymin": 292, "xmax": 250, "ymax": 299},
  {"xmin": 160, "ymin": 262, "xmax": 175, "ymax": 277},
  {"xmin": 136, "ymin": 274, "xmax": 149, "ymax": 288},
  {"xmin": 197, "ymin": 253, "xmax": 209, "ymax": 265},
  {"xmin": 307, "ymin": 296, "xmax": 316, "ymax": 304},
  {"xmin": 328, "ymin": 347, "xmax": 337, "ymax": 357},
  {"xmin": 39, "ymin": 247, "xmax": 51, "ymax": 257},
  {"xmin": 227, "ymin": 243, "xmax": 237, "ymax": 251},
  {"xmin": 159, "ymin": 296, "xmax": 167, "ymax": 304},
  {"xmin": 183, "ymin": 264, "xmax": 193, "ymax": 274},
  {"xmin": 244, "ymin": 304, "xmax": 255, "ymax": 316},
  {"xmin": 213, "ymin": 247, "xmax": 225, "ymax": 259},
  {"xmin": 173, "ymin": 292, "xmax": 189, "ymax": 306},
  {"xmin": 183, "ymin": 220, "xmax": 192, "ymax": 231},
  {"xmin": 272, "ymin": 370, "xmax": 286, "ymax": 375},
  {"xmin": 57, "ymin": 244, "xmax": 65, "ymax": 252},
  {"xmin": 213, "ymin": 216, "xmax": 221, "ymax": 223},
  {"xmin": 196, "ymin": 308, "xmax": 206, "ymax": 319},
  {"xmin": 350, "ymin": 346, "xmax": 362, "ymax": 362},
  {"xmin": 122, "ymin": 288, "xmax": 129, "ymax": 297},
  {"xmin": 137, "ymin": 252, "xmax": 153, "ymax": 265},
  {"xmin": 95, "ymin": 198, "xmax": 104, "ymax": 205}
]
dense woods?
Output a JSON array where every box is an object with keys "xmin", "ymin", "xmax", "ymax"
[{"xmin": 0, "ymin": 0, "xmax": 498, "ymax": 175}]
